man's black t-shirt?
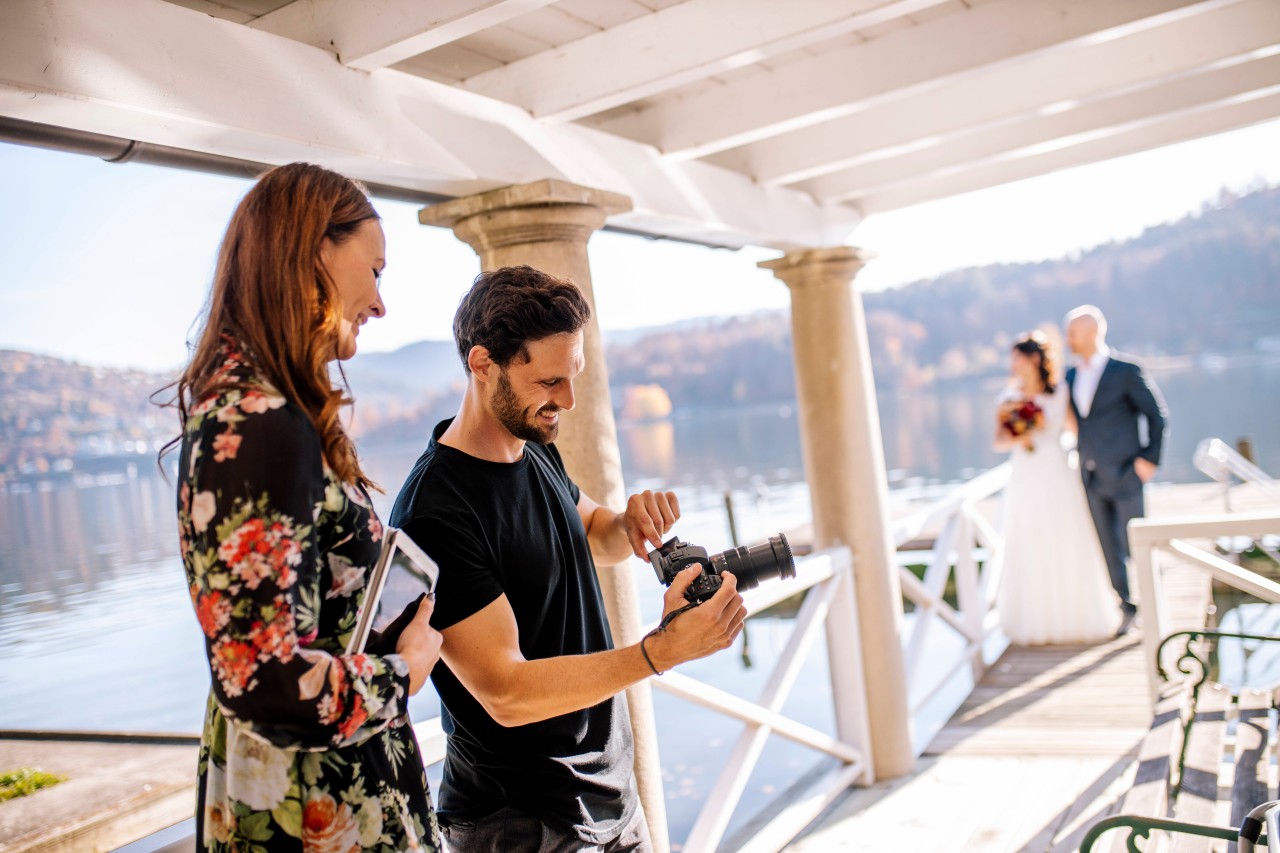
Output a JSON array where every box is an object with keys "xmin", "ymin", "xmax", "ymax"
[{"xmin": 388, "ymin": 418, "xmax": 635, "ymax": 844}]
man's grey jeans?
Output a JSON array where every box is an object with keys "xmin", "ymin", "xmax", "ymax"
[{"xmin": 441, "ymin": 804, "xmax": 652, "ymax": 853}]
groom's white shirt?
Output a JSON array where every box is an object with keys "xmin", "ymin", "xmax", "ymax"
[{"xmin": 1073, "ymin": 342, "xmax": 1111, "ymax": 417}]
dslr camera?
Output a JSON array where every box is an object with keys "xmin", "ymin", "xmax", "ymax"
[{"xmin": 649, "ymin": 534, "xmax": 796, "ymax": 604}]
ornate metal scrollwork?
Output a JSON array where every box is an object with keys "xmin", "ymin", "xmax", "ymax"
[
  {"xmin": 1126, "ymin": 825, "xmax": 1152, "ymax": 853},
  {"xmin": 1080, "ymin": 816, "xmax": 1241, "ymax": 853},
  {"xmin": 1155, "ymin": 630, "xmax": 1280, "ymax": 694}
]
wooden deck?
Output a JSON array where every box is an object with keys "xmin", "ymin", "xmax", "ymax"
[{"xmin": 786, "ymin": 482, "xmax": 1273, "ymax": 853}]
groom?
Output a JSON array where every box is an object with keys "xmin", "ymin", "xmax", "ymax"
[{"xmin": 1065, "ymin": 305, "xmax": 1168, "ymax": 636}]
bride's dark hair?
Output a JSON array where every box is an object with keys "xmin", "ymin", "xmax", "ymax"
[{"xmin": 1012, "ymin": 331, "xmax": 1056, "ymax": 393}]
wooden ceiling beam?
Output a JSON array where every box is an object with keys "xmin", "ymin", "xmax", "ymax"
[
  {"xmin": 0, "ymin": 0, "xmax": 859, "ymax": 249},
  {"xmin": 594, "ymin": 0, "xmax": 1230, "ymax": 159},
  {"xmin": 250, "ymin": 0, "xmax": 559, "ymax": 71},
  {"xmin": 805, "ymin": 52, "xmax": 1280, "ymax": 203},
  {"xmin": 719, "ymin": 0, "xmax": 1280, "ymax": 187},
  {"xmin": 461, "ymin": 0, "xmax": 951, "ymax": 122},
  {"xmin": 853, "ymin": 87, "xmax": 1280, "ymax": 214}
]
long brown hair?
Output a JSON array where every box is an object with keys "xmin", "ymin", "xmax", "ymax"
[
  {"xmin": 1012, "ymin": 330, "xmax": 1056, "ymax": 394},
  {"xmin": 164, "ymin": 162, "xmax": 378, "ymax": 488}
]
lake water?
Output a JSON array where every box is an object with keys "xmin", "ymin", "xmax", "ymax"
[{"xmin": 0, "ymin": 360, "xmax": 1275, "ymax": 846}]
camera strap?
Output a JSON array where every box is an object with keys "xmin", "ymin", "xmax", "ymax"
[{"xmin": 657, "ymin": 602, "xmax": 699, "ymax": 632}]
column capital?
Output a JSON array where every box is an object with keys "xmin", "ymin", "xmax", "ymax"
[
  {"xmin": 758, "ymin": 246, "xmax": 875, "ymax": 290},
  {"xmin": 420, "ymin": 180, "xmax": 632, "ymax": 254},
  {"xmin": 419, "ymin": 177, "xmax": 632, "ymax": 224}
]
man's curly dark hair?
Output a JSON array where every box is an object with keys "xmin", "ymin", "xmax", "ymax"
[{"xmin": 452, "ymin": 265, "xmax": 592, "ymax": 374}]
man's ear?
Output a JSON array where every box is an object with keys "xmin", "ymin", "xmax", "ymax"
[{"xmin": 468, "ymin": 345, "xmax": 495, "ymax": 382}]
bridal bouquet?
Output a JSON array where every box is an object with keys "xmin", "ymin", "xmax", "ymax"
[{"xmin": 1001, "ymin": 400, "xmax": 1045, "ymax": 451}]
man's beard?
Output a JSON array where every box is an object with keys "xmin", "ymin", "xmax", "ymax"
[{"xmin": 493, "ymin": 369, "xmax": 559, "ymax": 444}]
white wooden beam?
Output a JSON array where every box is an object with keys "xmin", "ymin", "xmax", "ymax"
[
  {"xmin": 805, "ymin": 52, "xmax": 1280, "ymax": 203},
  {"xmin": 0, "ymin": 0, "xmax": 476, "ymax": 184},
  {"xmin": 852, "ymin": 87, "xmax": 1280, "ymax": 214},
  {"xmin": 0, "ymin": 0, "xmax": 859, "ymax": 250},
  {"xmin": 461, "ymin": 0, "xmax": 952, "ymax": 122},
  {"xmin": 718, "ymin": 0, "xmax": 1280, "ymax": 186},
  {"xmin": 249, "ymin": 0, "xmax": 558, "ymax": 71},
  {"xmin": 594, "ymin": 0, "xmax": 1228, "ymax": 158}
]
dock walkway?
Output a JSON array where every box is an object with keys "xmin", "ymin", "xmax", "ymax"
[{"xmin": 787, "ymin": 483, "xmax": 1273, "ymax": 852}]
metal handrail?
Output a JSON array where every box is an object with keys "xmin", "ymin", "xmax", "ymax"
[
  {"xmin": 1155, "ymin": 630, "xmax": 1280, "ymax": 694},
  {"xmin": 1194, "ymin": 438, "xmax": 1280, "ymax": 516},
  {"xmin": 1081, "ymin": 815, "xmax": 1240, "ymax": 853},
  {"xmin": 1238, "ymin": 800, "xmax": 1280, "ymax": 853},
  {"xmin": 1194, "ymin": 438, "xmax": 1279, "ymax": 493}
]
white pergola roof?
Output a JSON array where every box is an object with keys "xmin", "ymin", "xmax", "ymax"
[{"xmin": 2, "ymin": 0, "xmax": 1277, "ymax": 249}]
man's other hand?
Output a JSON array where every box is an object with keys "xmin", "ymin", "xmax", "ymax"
[
  {"xmin": 623, "ymin": 489, "xmax": 681, "ymax": 559},
  {"xmin": 1134, "ymin": 458, "xmax": 1157, "ymax": 483}
]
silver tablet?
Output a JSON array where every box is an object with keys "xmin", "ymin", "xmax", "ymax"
[{"xmin": 346, "ymin": 527, "xmax": 439, "ymax": 656}]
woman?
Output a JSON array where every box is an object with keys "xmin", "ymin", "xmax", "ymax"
[
  {"xmin": 169, "ymin": 163, "xmax": 443, "ymax": 851},
  {"xmin": 995, "ymin": 331, "xmax": 1120, "ymax": 645}
]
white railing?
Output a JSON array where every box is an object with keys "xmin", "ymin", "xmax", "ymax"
[
  {"xmin": 1130, "ymin": 510, "xmax": 1280, "ymax": 701},
  {"xmin": 894, "ymin": 463, "xmax": 1011, "ymax": 726},
  {"xmin": 1193, "ymin": 438, "xmax": 1280, "ymax": 510},
  {"xmin": 648, "ymin": 547, "xmax": 873, "ymax": 853}
]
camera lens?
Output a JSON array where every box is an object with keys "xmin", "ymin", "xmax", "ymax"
[{"xmin": 711, "ymin": 533, "xmax": 796, "ymax": 591}]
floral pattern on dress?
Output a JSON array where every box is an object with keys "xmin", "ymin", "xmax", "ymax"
[{"xmin": 178, "ymin": 337, "xmax": 440, "ymax": 852}]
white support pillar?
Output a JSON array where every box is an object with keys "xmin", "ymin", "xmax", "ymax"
[
  {"xmin": 420, "ymin": 180, "xmax": 670, "ymax": 851},
  {"xmin": 759, "ymin": 247, "xmax": 914, "ymax": 778}
]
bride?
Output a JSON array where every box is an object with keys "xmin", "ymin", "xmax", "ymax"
[{"xmin": 995, "ymin": 330, "xmax": 1120, "ymax": 645}]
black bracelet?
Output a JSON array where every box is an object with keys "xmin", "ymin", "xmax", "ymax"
[{"xmin": 639, "ymin": 630, "xmax": 664, "ymax": 676}]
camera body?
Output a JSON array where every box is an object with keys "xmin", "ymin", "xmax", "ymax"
[
  {"xmin": 648, "ymin": 539, "xmax": 721, "ymax": 604},
  {"xmin": 649, "ymin": 533, "xmax": 796, "ymax": 605}
]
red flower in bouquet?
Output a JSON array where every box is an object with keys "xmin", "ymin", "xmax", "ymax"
[{"xmin": 1001, "ymin": 400, "xmax": 1045, "ymax": 451}]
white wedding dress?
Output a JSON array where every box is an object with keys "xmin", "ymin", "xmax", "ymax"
[{"xmin": 997, "ymin": 383, "xmax": 1121, "ymax": 645}]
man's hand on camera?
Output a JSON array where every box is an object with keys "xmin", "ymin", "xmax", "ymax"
[
  {"xmin": 647, "ymin": 566, "xmax": 747, "ymax": 671},
  {"xmin": 622, "ymin": 489, "xmax": 681, "ymax": 559}
]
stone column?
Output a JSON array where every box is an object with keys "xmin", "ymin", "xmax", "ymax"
[
  {"xmin": 759, "ymin": 247, "xmax": 914, "ymax": 778},
  {"xmin": 420, "ymin": 180, "xmax": 670, "ymax": 850}
]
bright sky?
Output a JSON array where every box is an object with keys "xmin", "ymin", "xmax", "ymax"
[{"xmin": 2, "ymin": 117, "xmax": 1279, "ymax": 373}]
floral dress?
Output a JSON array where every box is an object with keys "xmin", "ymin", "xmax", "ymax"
[{"xmin": 177, "ymin": 339, "xmax": 440, "ymax": 852}]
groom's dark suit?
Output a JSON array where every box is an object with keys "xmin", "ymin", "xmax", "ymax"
[{"xmin": 1066, "ymin": 353, "xmax": 1168, "ymax": 615}]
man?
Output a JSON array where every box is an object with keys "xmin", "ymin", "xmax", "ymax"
[
  {"xmin": 1064, "ymin": 305, "xmax": 1168, "ymax": 636},
  {"xmin": 389, "ymin": 265, "xmax": 747, "ymax": 852}
]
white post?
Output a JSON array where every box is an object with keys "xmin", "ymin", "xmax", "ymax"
[
  {"xmin": 1129, "ymin": 522, "xmax": 1169, "ymax": 702},
  {"xmin": 825, "ymin": 549, "xmax": 875, "ymax": 787},
  {"xmin": 905, "ymin": 514, "xmax": 959, "ymax": 682},
  {"xmin": 955, "ymin": 506, "xmax": 985, "ymax": 680}
]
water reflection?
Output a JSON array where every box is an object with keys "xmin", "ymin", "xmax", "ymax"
[
  {"xmin": 0, "ymin": 469, "xmax": 177, "ymax": 626},
  {"xmin": 619, "ymin": 420, "xmax": 677, "ymax": 480}
]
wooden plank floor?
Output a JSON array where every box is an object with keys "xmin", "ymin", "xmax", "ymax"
[{"xmin": 785, "ymin": 483, "xmax": 1269, "ymax": 853}]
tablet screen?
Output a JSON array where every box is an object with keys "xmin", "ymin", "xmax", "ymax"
[
  {"xmin": 347, "ymin": 527, "xmax": 439, "ymax": 655},
  {"xmin": 372, "ymin": 531, "xmax": 439, "ymax": 634}
]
